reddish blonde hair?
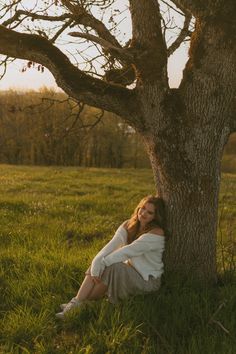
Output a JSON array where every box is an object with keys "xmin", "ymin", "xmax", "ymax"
[{"xmin": 126, "ymin": 195, "xmax": 165, "ymax": 244}]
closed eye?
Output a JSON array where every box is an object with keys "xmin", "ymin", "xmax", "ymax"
[{"xmin": 140, "ymin": 206, "xmax": 154, "ymax": 215}]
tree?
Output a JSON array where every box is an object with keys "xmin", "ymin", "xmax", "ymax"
[
  {"xmin": 0, "ymin": 0, "xmax": 235, "ymax": 281},
  {"xmin": 0, "ymin": 89, "xmax": 149, "ymax": 167}
]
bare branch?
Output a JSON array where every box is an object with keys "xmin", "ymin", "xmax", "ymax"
[
  {"xmin": 61, "ymin": 0, "xmax": 122, "ymax": 48},
  {"xmin": 1, "ymin": 2, "xmax": 132, "ymax": 86},
  {"xmin": 161, "ymin": 0, "xmax": 185, "ymax": 16},
  {"xmin": 2, "ymin": 11, "xmax": 72, "ymax": 27},
  {"xmin": 0, "ymin": 0, "xmax": 21, "ymax": 20},
  {"xmin": 0, "ymin": 25, "xmax": 141, "ymax": 127},
  {"xmin": 50, "ymin": 19, "xmax": 74, "ymax": 43},
  {"xmin": 60, "ymin": 106, "xmax": 104, "ymax": 139},
  {"xmin": 211, "ymin": 320, "xmax": 230, "ymax": 335},
  {"xmin": 0, "ymin": 55, "xmax": 15, "ymax": 80},
  {"xmin": 208, "ymin": 301, "xmax": 226, "ymax": 323},
  {"xmin": 68, "ymin": 31, "xmax": 133, "ymax": 62},
  {"xmin": 167, "ymin": 11, "xmax": 192, "ymax": 56},
  {"xmin": 208, "ymin": 301, "xmax": 230, "ymax": 335}
]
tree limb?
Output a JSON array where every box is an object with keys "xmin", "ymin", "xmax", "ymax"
[
  {"xmin": 2, "ymin": 4, "xmax": 122, "ymax": 53},
  {"xmin": 2, "ymin": 2, "xmax": 133, "ymax": 85},
  {"xmin": 167, "ymin": 10, "xmax": 192, "ymax": 56},
  {"xmin": 61, "ymin": 0, "xmax": 132, "ymax": 78},
  {"xmin": 2, "ymin": 11, "xmax": 72, "ymax": 27},
  {"xmin": 129, "ymin": 0, "xmax": 168, "ymax": 84},
  {"xmin": 0, "ymin": 55, "xmax": 15, "ymax": 80},
  {"xmin": 68, "ymin": 32, "xmax": 133, "ymax": 62},
  {"xmin": 61, "ymin": 0, "xmax": 122, "ymax": 48},
  {"xmin": 50, "ymin": 19, "xmax": 74, "ymax": 43},
  {"xmin": 0, "ymin": 25, "xmax": 141, "ymax": 127}
]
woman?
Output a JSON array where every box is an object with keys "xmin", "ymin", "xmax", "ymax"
[{"xmin": 56, "ymin": 195, "xmax": 165, "ymax": 319}]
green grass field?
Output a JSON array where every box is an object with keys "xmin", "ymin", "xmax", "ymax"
[{"xmin": 0, "ymin": 165, "xmax": 235, "ymax": 354}]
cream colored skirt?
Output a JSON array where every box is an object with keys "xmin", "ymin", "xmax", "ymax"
[{"xmin": 86, "ymin": 262, "xmax": 161, "ymax": 304}]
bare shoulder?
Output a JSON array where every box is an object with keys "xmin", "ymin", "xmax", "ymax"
[{"xmin": 149, "ymin": 228, "xmax": 165, "ymax": 236}]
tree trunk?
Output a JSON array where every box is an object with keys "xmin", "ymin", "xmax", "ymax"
[
  {"xmin": 139, "ymin": 86, "xmax": 231, "ymax": 282},
  {"xmin": 150, "ymin": 149, "xmax": 221, "ymax": 282}
]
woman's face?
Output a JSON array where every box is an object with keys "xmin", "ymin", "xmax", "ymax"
[{"xmin": 137, "ymin": 202, "xmax": 155, "ymax": 226}]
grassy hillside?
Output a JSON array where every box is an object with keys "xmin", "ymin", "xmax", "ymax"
[{"xmin": 0, "ymin": 165, "xmax": 235, "ymax": 353}]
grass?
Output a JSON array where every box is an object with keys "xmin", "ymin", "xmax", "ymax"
[{"xmin": 0, "ymin": 164, "xmax": 235, "ymax": 353}]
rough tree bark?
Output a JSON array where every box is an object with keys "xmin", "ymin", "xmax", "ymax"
[{"xmin": 0, "ymin": 0, "xmax": 235, "ymax": 281}]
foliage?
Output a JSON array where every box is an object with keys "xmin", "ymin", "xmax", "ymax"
[
  {"xmin": 0, "ymin": 89, "xmax": 149, "ymax": 168},
  {"xmin": 0, "ymin": 165, "xmax": 235, "ymax": 353},
  {"xmin": 0, "ymin": 89, "xmax": 235, "ymax": 172}
]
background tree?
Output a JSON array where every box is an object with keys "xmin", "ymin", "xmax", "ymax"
[
  {"xmin": 0, "ymin": 0, "xmax": 235, "ymax": 281},
  {"xmin": 0, "ymin": 89, "xmax": 150, "ymax": 167}
]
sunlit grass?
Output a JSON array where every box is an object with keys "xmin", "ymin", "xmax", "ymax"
[{"xmin": 0, "ymin": 165, "xmax": 235, "ymax": 353}]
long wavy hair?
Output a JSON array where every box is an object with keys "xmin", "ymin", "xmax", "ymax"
[{"xmin": 126, "ymin": 195, "xmax": 165, "ymax": 244}]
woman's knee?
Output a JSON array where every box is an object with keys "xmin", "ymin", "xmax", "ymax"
[
  {"xmin": 107, "ymin": 262, "xmax": 125, "ymax": 271},
  {"xmin": 102, "ymin": 263, "xmax": 126, "ymax": 278}
]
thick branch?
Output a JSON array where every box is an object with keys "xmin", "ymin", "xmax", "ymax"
[
  {"xmin": 2, "ymin": 2, "xmax": 133, "ymax": 83},
  {"xmin": 0, "ymin": 25, "xmax": 141, "ymax": 128},
  {"xmin": 129, "ymin": 0, "xmax": 168, "ymax": 84},
  {"xmin": 3, "ymin": 4, "xmax": 122, "ymax": 52}
]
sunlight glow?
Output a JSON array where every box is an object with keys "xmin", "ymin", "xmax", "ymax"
[{"xmin": 0, "ymin": 0, "xmax": 190, "ymax": 91}]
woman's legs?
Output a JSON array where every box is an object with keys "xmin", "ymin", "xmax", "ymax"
[
  {"xmin": 74, "ymin": 274, "xmax": 108, "ymax": 301},
  {"xmin": 56, "ymin": 273, "xmax": 108, "ymax": 318},
  {"xmin": 87, "ymin": 281, "xmax": 108, "ymax": 300},
  {"xmin": 75, "ymin": 275, "xmax": 95, "ymax": 301}
]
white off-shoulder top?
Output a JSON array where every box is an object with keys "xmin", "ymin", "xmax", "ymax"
[{"xmin": 90, "ymin": 224, "xmax": 165, "ymax": 281}]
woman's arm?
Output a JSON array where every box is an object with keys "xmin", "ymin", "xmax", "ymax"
[
  {"xmin": 102, "ymin": 234, "xmax": 164, "ymax": 267},
  {"xmin": 90, "ymin": 223, "xmax": 127, "ymax": 277}
]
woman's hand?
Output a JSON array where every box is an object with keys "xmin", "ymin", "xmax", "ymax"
[{"xmin": 91, "ymin": 276, "xmax": 102, "ymax": 284}]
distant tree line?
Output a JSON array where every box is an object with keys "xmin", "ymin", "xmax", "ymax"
[
  {"xmin": 0, "ymin": 89, "xmax": 235, "ymax": 170},
  {"xmin": 0, "ymin": 89, "xmax": 149, "ymax": 168}
]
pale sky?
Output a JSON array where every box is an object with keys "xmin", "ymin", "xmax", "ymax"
[
  {"xmin": 0, "ymin": 46, "xmax": 189, "ymax": 90},
  {"xmin": 0, "ymin": 0, "xmax": 190, "ymax": 91}
]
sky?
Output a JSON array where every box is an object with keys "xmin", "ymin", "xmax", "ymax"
[
  {"xmin": 0, "ymin": 46, "xmax": 189, "ymax": 90},
  {"xmin": 0, "ymin": 0, "xmax": 189, "ymax": 91}
]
